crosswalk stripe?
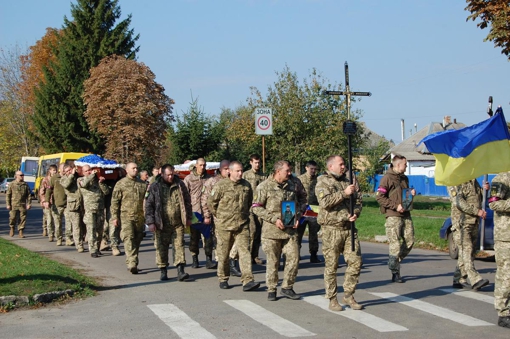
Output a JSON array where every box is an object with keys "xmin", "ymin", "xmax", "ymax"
[
  {"xmin": 224, "ymin": 300, "xmax": 316, "ymax": 337},
  {"xmin": 439, "ymin": 288, "xmax": 495, "ymax": 304},
  {"xmin": 369, "ymin": 292, "xmax": 493, "ymax": 327},
  {"xmin": 147, "ymin": 304, "xmax": 217, "ymax": 339},
  {"xmin": 302, "ymin": 295, "xmax": 408, "ymax": 333}
]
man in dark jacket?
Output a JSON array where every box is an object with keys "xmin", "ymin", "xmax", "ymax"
[{"xmin": 146, "ymin": 164, "xmax": 192, "ymax": 281}]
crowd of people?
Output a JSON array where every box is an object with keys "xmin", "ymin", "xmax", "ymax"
[{"xmin": 5, "ymin": 153, "xmax": 509, "ymax": 328}]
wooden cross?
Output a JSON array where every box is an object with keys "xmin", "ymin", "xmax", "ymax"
[{"xmin": 323, "ymin": 62, "xmax": 372, "ymax": 250}]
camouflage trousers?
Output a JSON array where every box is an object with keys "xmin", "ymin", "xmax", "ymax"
[
  {"xmin": 229, "ymin": 213, "xmax": 260, "ymax": 260},
  {"xmin": 67, "ymin": 210, "xmax": 85, "ymax": 249},
  {"xmin": 155, "ymin": 224, "xmax": 186, "ymax": 268},
  {"xmin": 262, "ymin": 236, "xmax": 299, "ymax": 292},
  {"xmin": 217, "ymin": 226, "xmax": 254, "ymax": 284},
  {"xmin": 452, "ymin": 222, "xmax": 482, "ymax": 285},
  {"xmin": 495, "ymin": 240, "xmax": 510, "ymax": 317},
  {"xmin": 385, "ymin": 216, "xmax": 414, "ymax": 273},
  {"xmin": 9, "ymin": 207, "xmax": 27, "ymax": 231},
  {"xmin": 322, "ymin": 226, "xmax": 362, "ymax": 298},
  {"xmin": 102, "ymin": 207, "xmax": 120, "ymax": 247},
  {"xmin": 120, "ymin": 217, "xmax": 144, "ymax": 269},
  {"xmin": 189, "ymin": 224, "xmax": 214, "ymax": 257},
  {"xmin": 50, "ymin": 205, "xmax": 66, "ymax": 241},
  {"xmin": 83, "ymin": 209, "xmax": 104, "ymax": 253},
  {"xmin": 43, "ymin": 208, "xmax": 54, "ymax": 235},
  {"xmin": 297, "ymin": 217, "xmax": 321, "ymax": 253}
]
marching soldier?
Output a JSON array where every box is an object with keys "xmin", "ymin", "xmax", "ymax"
[
  {"xmin": 6, "ymin": 171, "xmax": 32, "ymax": 238},
  {"xmin": 316, "ymin": 155, "xmax": 363, "ymax": 311},
  {"xmin": 146, "ymin": 164, "xmax": 192, "ymax": 281},
  {"xmin": 110, "ymin": 162, "xmax": 147, "ymax": 273},
  {"xmin": 40, "ymin": 166, "xmax": 56, "ymax": 240},
  {"xmin": 61, "ymin": 164, "xmax": 85, "ymax": 252},
  {"xmin": 488, "ymin": 172, "xmax": 510, "ymax": 329},
  {"xmin": 208, "ymin": 161, "xmax": 260, "ymax": 291},
  {"xmin": 253, "ymin": 160, "xmax": 307, "ymax": 301},
  {"xmin": 46, "ymin": 164, "xmax": 67, "ymax": 246},
  {"xmin": 448, "ymin": 179, "xmax": 489, "ymax": 290}
]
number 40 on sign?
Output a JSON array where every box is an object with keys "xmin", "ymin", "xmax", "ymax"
[{"xmin": 255, "ymin": 107, "xmax": 273, "ymax": 135}]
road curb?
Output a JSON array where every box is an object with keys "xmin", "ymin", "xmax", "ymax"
[{"xmin": 0, "ymin": 289, "xmax": 75, "ymax": 307}]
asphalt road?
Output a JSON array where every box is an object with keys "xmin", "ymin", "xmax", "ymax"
[{"xmin": 0, "ymin": 194, "xmax": 507, "ymax": 338}]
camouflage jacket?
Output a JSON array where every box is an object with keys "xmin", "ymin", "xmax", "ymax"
[
  {"xmin": 7, "ymin": 181, "xmax": 31, "ymax": 208},
  {"xmin": 201, "ymin": 174, "xmax": 225, "ymax": 220},
  {"xmin": 46, "ymin": 174, "xmax": 66, "ymax": 208},
  {"xmin": 316, "ymin": 171, "xmax": 362, "ymax": 228},
  {"xmin": 183, "ymin": 168, "xmax": 211, "ymax": 215},
  {"xmin": 110, "ymin": 176, "xmax": 146, "ymax": 222},
  {"xmin": 78, "ymin": 173, "xmax": 111, "ymax": 212},
  {"xmin": 39, "ymin": 175, "xmax": 52, "ymax": 204},
  {"xmin": 488, "ymin": 172, "xmax": 510, "ymax": 242},
  {"xmin": 61, "ymin": 173, "xmax": 82, "ymax": 212},
  {"xmin": 298, "ymin": 173, "xmax": 318, "ymax": 205},
  {"xmin": 448, "ymin": 179, "xmax": 482, "ymax": 226},
  {"xmin": 207, "ymin": 178, "xmax": 252, "ymax": 231},
  {"xmin": 145, "ymin": 176, "xmax": 192, "ymax": 230},
  {"xmin": 252, "ymin": 176, "xmax": 307, "ymax": 240},
  {"xmin": 242, "ymin": 169, "xmax": 266, "ymax": 194},
  {"xmin": 375, "ymin": 168, "xmax": 411, "ymax": 218}
]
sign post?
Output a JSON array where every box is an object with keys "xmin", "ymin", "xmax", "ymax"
[
  {"xmin": 324, "ymin": 62, "xmax": 371, "ymax": 251},
  {"xmin": 255, "ymin": 107, "xmax": 273, "ymax": 173}
]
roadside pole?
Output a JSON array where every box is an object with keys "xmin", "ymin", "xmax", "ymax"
[{"xmin": 254, "ymin": 107, "xmax": 273, "ymax": 174}]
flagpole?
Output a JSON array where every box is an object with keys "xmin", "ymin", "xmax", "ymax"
[{"xmin": 480, "ymin": 96, "xmax": 493, "ymax": 251}]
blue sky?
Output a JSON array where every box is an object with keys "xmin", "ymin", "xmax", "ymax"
[{"xmin": 1, "ymin": 0, "xmax": 509, "ymax": 144}]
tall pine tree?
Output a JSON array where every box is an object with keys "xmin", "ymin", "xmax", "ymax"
[{"xmin": 32, "ymin": 0, "xmax": 139, "ymax": 153}]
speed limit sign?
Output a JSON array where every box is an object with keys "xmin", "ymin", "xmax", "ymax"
[{"xmin": 255, "ymin": 107, "xmax": 273, "ymax": 135}]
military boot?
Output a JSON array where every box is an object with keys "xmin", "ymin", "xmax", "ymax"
[
  {"xmin": 160, "ymin": 267, "xmax": 168, "ymax": 281},
  {"xmin": 329, "ymin": 297, "xmax": 343, "ymax": 312},
  {"xmin": 191, "ymin": 255, "xmax": 200, "ymax": 268},
  {"xmin": 112, "ymin": 247, "xmax": 121, "ymax": 256},
  {"xmin": 43, "ymin": 229, "xmax": 47, "ymax": 237},
  {"xmin": 310, "ymin": 251, "xmax": 322, "ymax": 263},
  {"xmin": 498, "ymin": 316, "xmax": 510, "ymax": 328},
  {"xmin": 342, "ymin": 294, "xmax": 363, "ymax": 310},
  {"xmin": 177, "ymin": 264, "xmax": 189, "ymax": 281},
  {"xmin": 9, "ymin": 228, "xmax": 14, "ymax": 237},
  {"xmin": 66, "ymin": 238, "xmax": 75, "ymax": 246},
  {"xmin": 206, "ymin": 255, "xmax": 217, "ymax": 269},
  {"xmin": 392, "ymin": 272, "xmax": 404, "ymax": 283},
  {"xmin": 56, "ymin": 239, "xmax": 63, "ymax": 246},
  {"xmin": 19, "ymin": 230, "xmax": 25, "ymax": 238},
  {"xmin": 229, "ymin": 259, "xmax": 242, "ymax": 277}
]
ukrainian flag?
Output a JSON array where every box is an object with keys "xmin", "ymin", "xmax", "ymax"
[{"xmin": 419, "ymin": 113, "xmax": 510, "ymax": 186}]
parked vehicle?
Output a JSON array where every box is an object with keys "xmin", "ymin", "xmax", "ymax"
[
  {"xmin": 0, "ymin": 178, "xmax": 14, "ymax": 193},
  {"xmin": 439, "ymin": 206, "xmax": 494, "ymax": 259},
  {"xmin": 20, "ymin": 156, "xmax": 39, "ymax": 196}
]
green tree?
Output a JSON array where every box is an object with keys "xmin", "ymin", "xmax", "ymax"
[
  {"xmin": 466, "ymin": 0, "xmax": 510, "ymax": 59},
  {"xmin": 168, "ymin": 95, "xmax": 224, "ymax": 164},
  {"xmin": 32, "ymin": 0, "xmax": 139, "ymax": 153},
  {"xmin": 356, "ymin": 139, "xmax": 391, "ymax": 193},
  {"xmin": 248, "ymin": 66, "xmax": 366, "ymax": 173}
]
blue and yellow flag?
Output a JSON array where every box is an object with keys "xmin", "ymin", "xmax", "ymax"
[{"xmin": 419, "ymin": 113, "xmax": 510, "ymax": 186}]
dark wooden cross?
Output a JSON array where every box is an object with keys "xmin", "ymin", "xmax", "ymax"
[{"xmin": 323, "ymin": 62, "xmax": 371, "ymax": 251}]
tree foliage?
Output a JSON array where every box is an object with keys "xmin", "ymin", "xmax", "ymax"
[
  {"xmin": 83, "ymin": 55, "xmax": 174, "ymax": 164},
  {"xmin": 355, "ymin": 139, "xmax": 390, "ymax": 193},
  {"xmin": 32, "ymin": 0, "xmax": 139, "ymax": 153},
  {"xmin": 466, "ymin": 0, "xmax": 510, "ymax": 59},
  {"xmin": 247, "ymin": 66, "xmax": 366, "ymax": 172},
  {"xmin": 168, "ymin": 95, "xmax": 224, "ymax": 164}
]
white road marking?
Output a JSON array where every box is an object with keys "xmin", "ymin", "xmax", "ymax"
[
  {"xmin": 224, "ymin": 299, "xmax": 316, "ymax": 337},
  {"xmin": 440, "ymin": 288, "xmax": 495, "ymax": 304},
  {"xmin": 302, "ymin": 295, "xmax": 408, "ymax": 333},
  {"xmin": 369, "ymin": 292, "xmax": 493, "ymax": 327},
  {"xmin": 147, "ymin": 304, "xmax": 217, "ymax": 339}
]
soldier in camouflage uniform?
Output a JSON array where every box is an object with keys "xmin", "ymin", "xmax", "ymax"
[
  {"xmin": 183, "ymin": 158, "xmax": 216, "ymax": 269},
  {"xmin": 201, "ymin": 160, "xmax": 242, "ymax": 275},
  {"xmin": 489, "ymin": 172, "xmax": 510, "ymax": 329},
  {"xmin": 253, "ymin": 160, "xmax": 307, "ymax": 301},
  {"xmin": 208, "ymin": 161, "xmax": 260, "ymax": 291},
  {"xmin": 6, "ymin": 171, "xmax": 32, "ymax": 238},
  {"xmin": 146, "ymin": 164, "xmax": 192, "ymax": 281},
  {"xmin": 79, "ymin": 165, "xmax": 111, "ymax": 258},
  {"xmin": 40, "ymin": 166, "xmax": 56, "ymax": 240},
  {"xmin": 46, "ymin": 164, "xmax": 67, "ymax": 246},
  {"xmin": 61, "ymin": 165, "xmax": 86, "ymax": 252},
  {"xmin": 111, "ymin": 163, "xmax": 147, "ymax": 274},
  {"xmin": 242, "ymin": 154, "xmax": 266, "ymax": 264},
  {"xmin": 316, "ymin": 156, "xmax": 363, "ymax": 311},
  {"xmin": 448, "ymin": 179, "xmax": 489, "ymax": 290},
  {"xmin": 297, "ymin": 160, "xmax": 322, "ymax": 263},
  {"xmin": 375, "ymin": 154, "xmax": 415, "ymax": 283}
]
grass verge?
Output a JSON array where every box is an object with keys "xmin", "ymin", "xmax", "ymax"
[{"xmin": 0, "ymin": 237, "xmax": 97, "ymax": 311}]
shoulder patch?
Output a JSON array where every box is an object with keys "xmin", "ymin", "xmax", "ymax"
[{"xmin": 318, "ymin": 189, "xmax": 324, "ymax": 198}]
